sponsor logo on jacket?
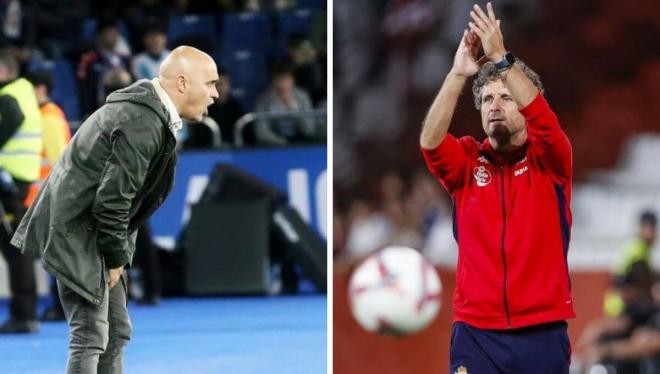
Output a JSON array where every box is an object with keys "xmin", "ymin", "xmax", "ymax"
[{"xmin": 473, "ymin": 166, "xmax": 492, "ymax": 187}]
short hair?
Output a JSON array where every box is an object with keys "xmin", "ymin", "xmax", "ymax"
[
  {"xmin": 472, "ymin": 60, "xmax": 544, "ymax": 110},
  {"xmin": 143, "ymin": 21, "xmax": 167, "ymax": 37},
  {"xmin": 640, "ymin": 210, "xmax": 657, "ymax": 226},
  {"xmin": 97, "ymin": 17, "xmax": 120, "ymax": 33},
  {"xmin": 0, "ymin": 49, "xmax": 19, "ymax": 79},
  {"xmin": 25, "ymin": 69, "xmax": 54, "ymax": 92},
  {"xmin": 271, "ymin": 60, "xmax": 294, "ymax": 79}
]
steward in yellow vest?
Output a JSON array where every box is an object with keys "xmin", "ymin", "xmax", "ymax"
[
  {"xmin": 0, "ymin": 77, "xmax": 42, "ymax": 182},
  {"xmin": 0, "ymin": 49, "xmax": 42, "ymax": 334}
]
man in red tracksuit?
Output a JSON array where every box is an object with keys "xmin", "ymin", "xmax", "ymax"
[{"xmin": 420, "ymin": 3, "xmax": 574, "ymax": 373}]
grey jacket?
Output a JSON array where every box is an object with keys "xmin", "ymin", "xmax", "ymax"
[{"xmin": 11, "ymin": 80, "xmax": 177, "ymax": 305}]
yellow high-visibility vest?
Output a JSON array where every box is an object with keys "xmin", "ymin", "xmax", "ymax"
[{"xmin": 0, "ymin": 78, "xmax": 42, "ymax": 182}]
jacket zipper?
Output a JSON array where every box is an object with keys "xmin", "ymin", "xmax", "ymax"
[{"xmin": 499, "ymin": 165, "xmax": 512, "ymax": 328}]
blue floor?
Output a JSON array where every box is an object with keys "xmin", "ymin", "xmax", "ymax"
[{"xmin": 0, "ymin": 296, "xmax": 326, "ymax": 374}]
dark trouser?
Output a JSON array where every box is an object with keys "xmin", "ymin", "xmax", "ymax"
[
  {"xmin": 133, "ymin": 225, "xmax": 161, "ymax": 298},
  {"xmin": 450, "ymin": 321, "xmax": 571, "ymax": 374},
  {"xmin": 0, "ymin": 180, "xmax": 36, "ymax": 320},
  {"xmin": 58, "ymin": 273, "xmax": 132, "ymax": 374},
  {"xmin": 49, "ymin": 275, "xmax": 64, "ymax": 311}
]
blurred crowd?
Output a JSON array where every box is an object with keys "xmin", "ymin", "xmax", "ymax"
[
  {"xmin": 334, "ymin": 169, "xmax": 454, "ymax": 267},
  {"xmin": 0, "ymin": 0, "xmax": 327, "ymax": 149}
]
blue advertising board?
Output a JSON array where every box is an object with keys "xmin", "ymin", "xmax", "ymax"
[{"xmin": 149, "ymin": 145, "xmax": 327, "ymax": 248}]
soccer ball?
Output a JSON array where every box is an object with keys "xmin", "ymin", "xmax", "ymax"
[{"xmin": 348, "ymin": 246, "xmax": 442, "ymax": 336}]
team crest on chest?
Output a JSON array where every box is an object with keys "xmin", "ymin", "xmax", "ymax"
[{"xmin": 473, "ymin": 166, "xmax": 492, "ymax": 187}]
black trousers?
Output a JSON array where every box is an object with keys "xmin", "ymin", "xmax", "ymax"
[
  {"xmin": 133, "ymin": 224, "xmax": 161, "ymax": 298},
  {"xmin": 0, "ymin": 180, "xmax": 36, "ymax": 320}
]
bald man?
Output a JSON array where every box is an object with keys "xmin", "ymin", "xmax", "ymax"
[{"xmin": 11, "ymin": 46, "xmax": 219, "ymax": 373}]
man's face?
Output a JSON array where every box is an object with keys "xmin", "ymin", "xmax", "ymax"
[
  {"xmin": 480, "ymin": 79, "xmax": 526, "ymax": 140},
  {"xmin": 640, "ymin": 222, "xmax": 657, "ymax": 245},
  {"xmin": 182, "ymin": 60, "xmax": 219, "ymax": 121},
  {"xmin": 144, "ymin": 32, "xmax": 167, "ymax": 55},
  {"xmin": 98, "ymin": 27, "xmax": 120, "ymax": 51},
  {"xmin": 273, "ymin": 74, "xmax": 294, "ymax": 98},
  {"xmin": 33, "ymin": 84, "xmax": 48, "ymax": 104}
]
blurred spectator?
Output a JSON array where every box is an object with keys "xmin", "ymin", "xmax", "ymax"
[
  {"xmin": 207, "ymin": 67, "xmax": 246, "ymax": 145},
  {"xmin": 1, "ymin": 0, "xmax": 24, "ymax": 40},
  {"xmin": 0, "ymin": 49, "xmax": 42, "ymax": 334},
  {"xmin": 605, "ymin": 211, "xmax": 658, "ymax": 317},
  {"xmin": 579, "ymin": 262, "xmax": 658, "ymax": 373},
  {"xmin": 131, "ymin": 22, "xmax": 169, "ymax": 80},
  {"xmin": 77, "ymin": 18, "xmax": 132, "ymax": 117},
  {"xmin": 273, "ymin": 0, "xmax": 295, "ymax": 10},
  {"xmin": 0, "ymin": 37, "xmax": 45, "ymax": 76},
  {"xmin": 343, "ymin": 199, "xmax": 391, "ymax": 258},
  {"xmin": 254, "ymin": 61, "xmax": 315, "ymax": 146},
  {"xmin": 242, "ymin": 0, "xmax": 261, "ymax": 12},
  {"xmin": 24, "ymin": 69, "xmax": 71, "ymax": 206},
  {"xmin": 103, "ymin": 66, "xmax": 133, "ymax": 95},
  {"xmin": 24, "ymin": 69, "xmax": 71, "ymax": 322},
  {"xmin": 287, "ymin": 33, "xmax": 325, "ymax": 106},
  {"xmin": 374, "ymin": 172, "xmax": 424, "ymax": 252},
  {"xmin": 337, "ymin": 170, "xmax": 450, "ymax": 262}
]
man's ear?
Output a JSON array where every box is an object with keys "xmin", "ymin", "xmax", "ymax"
[{"xmin": 176, "ymin": 75, "xmax": 187, "ymax": 92}]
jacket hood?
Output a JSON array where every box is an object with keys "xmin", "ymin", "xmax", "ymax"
[{"xmin": 106, "ymin": 79, "xmax": 170, "ymax": 125}]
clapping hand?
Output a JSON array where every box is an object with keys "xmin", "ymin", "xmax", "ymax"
[{"xmin": 468, "ymin": 2, "xmax": 507, "ymax": 63}]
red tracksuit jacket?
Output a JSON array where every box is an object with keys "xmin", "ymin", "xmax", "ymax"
[{"xmin": 422, "ymin": 93, "xmax": 576, "ymax": 329}]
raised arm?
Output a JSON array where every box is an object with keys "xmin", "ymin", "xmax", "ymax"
[
  {"xmin": 468, "ymin": 2, "xmax": 537, "ymax": 108},
  {"xmin": 420, "ymin": 29, "xmax": 485, "ymax": 150}
]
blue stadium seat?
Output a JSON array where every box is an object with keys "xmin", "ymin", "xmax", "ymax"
[
  {"xmin": 27, "ymin": 59, "xmax": 81, "ymax": 121},
  {"xmin": 219, "ymin": 11, "xmax": 272, "ymax": 53},
  {"xmin": 82, "ymin": 19, "xmax": 131, "ymax": 45},
  {"xmin": 168, "ymin": 14, "xmax": 216, "ymax": 45},
  {"xmin": 275, "ymin": 8, "xmax": 315, "ymax": 57},
  {"xmin": 215, "ymin": 50, "xmax": 268, "ymax": 112}
]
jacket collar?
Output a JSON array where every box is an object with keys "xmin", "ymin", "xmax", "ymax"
[
  {"xmin": 151, "ymin": 78, "xmax": 182, "ymax": 133},
  {"xmin": 478, "ymin": 137, "xmax": 528, "ymax": 165}
]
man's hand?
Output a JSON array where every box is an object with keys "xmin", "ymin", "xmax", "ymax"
[
  {"xmin": 468, "ymin": 2, "xmax": 506, "ymax": 62},
  {"xmin": 450, "ymin": 28, "xmax": 486, "ymax": 78},
  {"xmin": 107, "ymin": 266, "xmax": 123, "ymax": 289}
]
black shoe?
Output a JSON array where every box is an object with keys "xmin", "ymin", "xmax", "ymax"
[
  {"xmin": 0, "ymin": 318, "xmax": 39, "ymax": 334},
  {"xmin": 40, "ymin": 306, "xmax": 66, "ymax": 322}
]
